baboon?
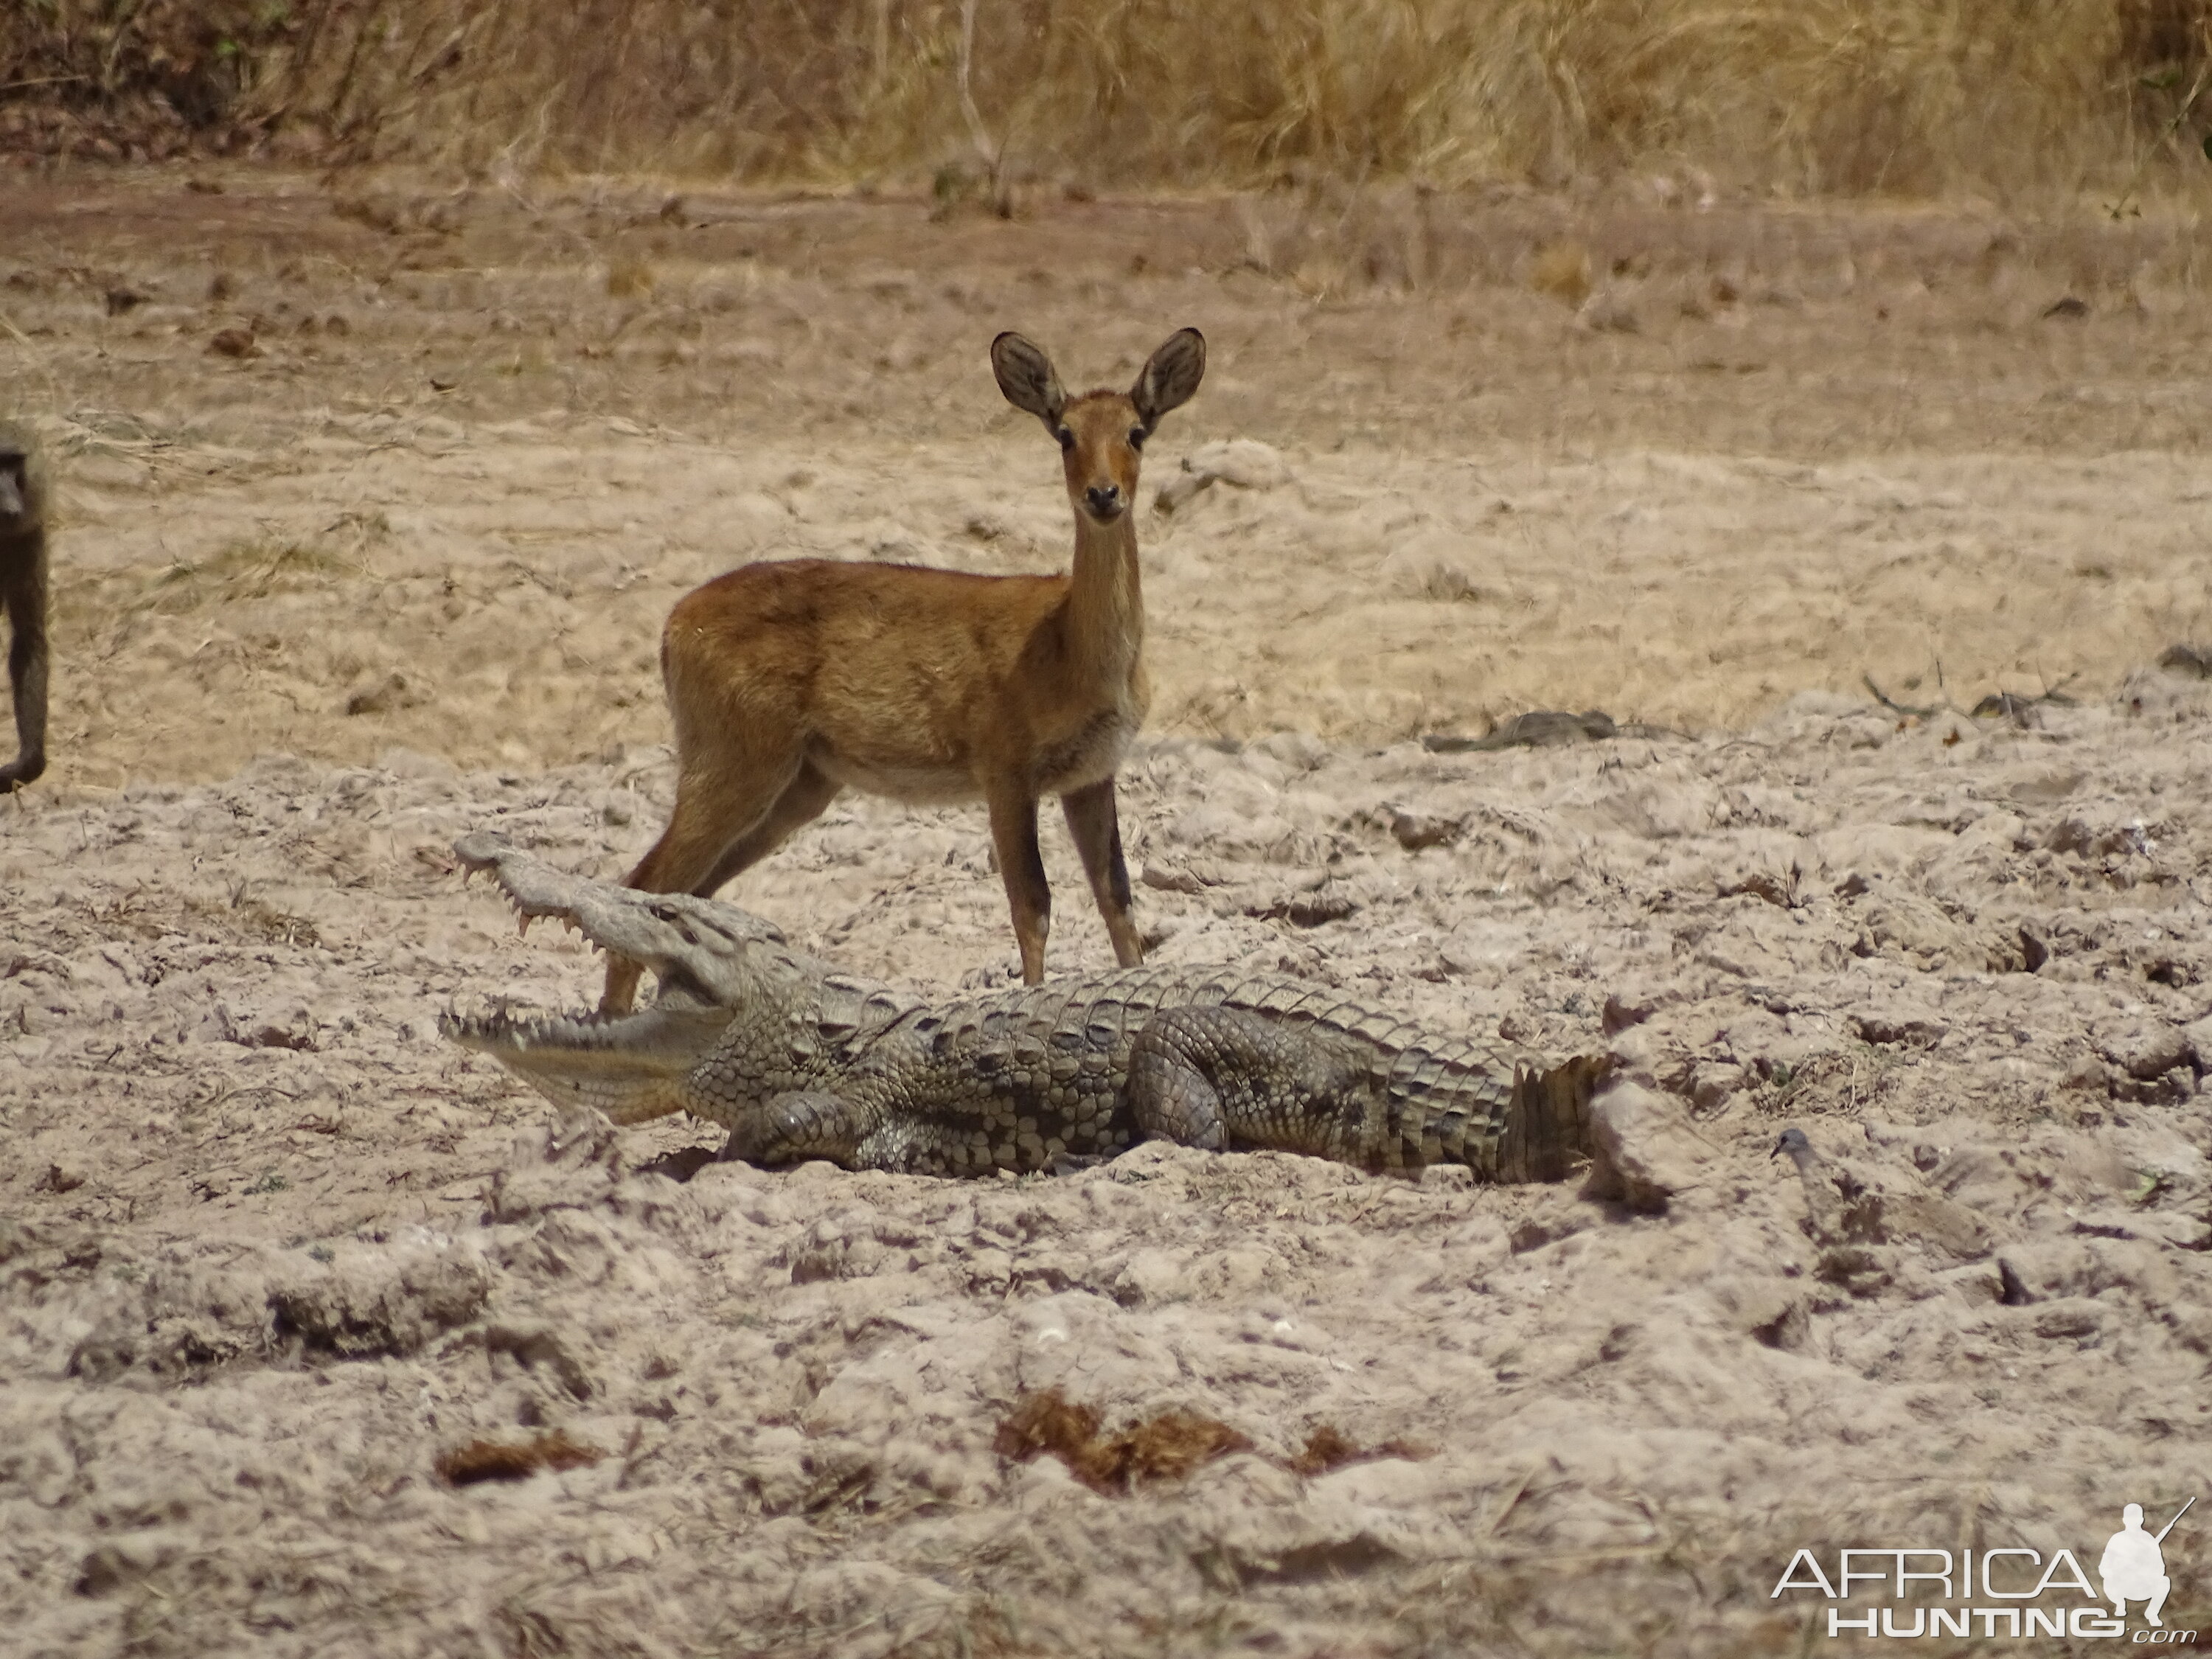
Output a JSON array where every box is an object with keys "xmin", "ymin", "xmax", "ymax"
[{"xmin": 0, "ymin": 420, "xmax": 49, "ymax": 793}]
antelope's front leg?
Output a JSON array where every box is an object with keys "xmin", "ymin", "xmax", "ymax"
[
  {"xmin": 987, "ymin": 786, "xmax": 1051, "ymax": 984},
  {"xmin": 1061, "ymin": 777, "xmax": 1142, "ymax": 968}
]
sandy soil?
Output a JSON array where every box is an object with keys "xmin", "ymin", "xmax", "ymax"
[{"xmin": 4, "ymin": 170, "xmax": 2212, "ymax": 1655}]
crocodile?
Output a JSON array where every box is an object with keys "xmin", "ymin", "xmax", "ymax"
[{"xmin": 443, "ymin": 833, "xmax": 1607, "ymax": 1181}]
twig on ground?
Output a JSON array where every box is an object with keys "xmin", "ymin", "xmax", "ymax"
[{"xmin": 1863, "ymin": 675, "xmax": 1941, "ymax": 717}]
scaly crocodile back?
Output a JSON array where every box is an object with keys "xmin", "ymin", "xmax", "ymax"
[{"xmin": 689, "ymin": 963, "xmax": 1602, "ymax": 1179}]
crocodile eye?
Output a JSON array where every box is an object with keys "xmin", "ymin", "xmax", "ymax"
[
  {"xmin": 1128, "ymin": 426, "xmax": 1147, "ymax": 450},
  {"xmin": 1055, "ymin": 426, "xmax": 1074, "ymax": 451}
]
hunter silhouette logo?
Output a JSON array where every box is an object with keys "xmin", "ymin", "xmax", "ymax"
[
  {"xmin": 1772, "ymin": 1497, "xmax": 2198, "ymax": 1642},
  {"xmin": 2104, "ymin": 1500, "xmax": 2191, "ymax": 1629}
]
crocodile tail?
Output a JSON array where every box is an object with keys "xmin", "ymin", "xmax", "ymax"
[{"xmin": 1496, "ymin": 1053, "xmax": 1612, "ymax": 1183}]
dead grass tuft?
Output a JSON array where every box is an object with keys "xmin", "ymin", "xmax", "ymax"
[
  {"xmin": 993, "ymin": 1388, "xmax": 1253, "ymax": 1493},
  {"xmin": 1288, "ymin": 1422, "xmax": 1437, "ymax": 1476},
  {"xmin": 1529, "ymin": 239, "xmax": 1594, "ymax": 305},
  {"xmin": 5, "ymin": 1, "xmax": 2212, "ymax": 197},
  {"xmin": 605, "ymin": 257, "xmax": 655, "ymax": 299},
  {"xmin": 995, "ymin": 1391, "xmax": 1435, "ymax": 1492},
  {"xmin": 435, "ymin": 1429, "xmax": 605, "ymax": 1486}
]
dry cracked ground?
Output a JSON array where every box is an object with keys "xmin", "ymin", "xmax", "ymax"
[{"xmin": 3, "ymin": 169, "xmax": 2212, "ymax": 1657}]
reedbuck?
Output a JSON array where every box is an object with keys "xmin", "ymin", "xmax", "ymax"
[{"xmin": 602, "ymin": 327, "xmax": 1206, "ymax": 1011}]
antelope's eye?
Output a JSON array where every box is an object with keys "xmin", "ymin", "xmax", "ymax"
[
  {"xmin": 1128, "ymin": 427, "xmax": 1147, "ymax": 449},
  {"xmin": 1055, "ymin": 426, "xmax": 1075, "ymax": 450}
]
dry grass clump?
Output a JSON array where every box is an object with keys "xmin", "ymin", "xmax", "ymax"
[
  {"xmin": 435, "ymin": 1428, "xmax": 605, "ymax": 1486},
  {"xmin": 995, "ymin": 1389, "xmax": 1433, "ymax": 1492},
  {"xmin": 905, "ymin": 0, "xmax": 2212, "ymax": 198},
  {"xmin": 1528, "ymin": 240, "xmax": 1595, "ymax": 307},
  {"xmin": 5, "ymin": 0, "xmax": 2212, "ymax": 196},
  {"xmin": 1287, "ymin": 1423, "xmax": 1436, "ymax": 1476},
  {"xmin": 994, "ymin": 1388, "xmax": 1254, "ymax": 1493}
]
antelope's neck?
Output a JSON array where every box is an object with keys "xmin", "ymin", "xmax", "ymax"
[{"xmin": 1065, "ymin": 507, "xmax": 1144, "ymax": 681}]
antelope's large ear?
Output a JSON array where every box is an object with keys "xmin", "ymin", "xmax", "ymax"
[
  {"xmin": 1132, "ymin": 327, "xmax": 1205, "ymax": 428},
  {"xmin": 991, "ymin": 333, "xmax": 1067, "ymax": 425}
]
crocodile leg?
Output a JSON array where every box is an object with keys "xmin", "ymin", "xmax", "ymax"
[
  {"xmin": 1129, "ymin": 1007, "xmax": 1373, "ymax": 1161},
  {"xmin": 717, "ymin": 1089, "xmax": 874, "ymax": 1168}
]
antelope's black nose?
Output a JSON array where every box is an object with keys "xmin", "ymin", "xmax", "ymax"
[{"xmin": 1085, "ymin": 484, "xmax": 1124, "ymax": 518}]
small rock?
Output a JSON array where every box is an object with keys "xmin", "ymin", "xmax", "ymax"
[
  {"xmin": 2159, "ymin": 643, "xmax": 2212, "ymax": 679},
  {"xmin": 1422, "ymin": 711, "xmax": 1616, "ymax": 751},
  {"xmin": 1600, "ymin": 992, "xmax": 1657, "ymax": 1035},
  {"xmin": 208, "ymin": 327, "xmax": 260, "ymax": 358},
  {"xmin": 0, "ymin": 1219, "xmax": 38, "ymax": 1264},
  {"xmin": 1528, "ymin": 240, "xmax": 1592, "ymax": 307},
  {"xmin": 1138, "ymin": 863, "xmax": 1205, "ymax": 894},
  {"xmin": 1584, "ymin": 1080, "xmax": 1713, "ymax": 1211},
  {"xmin": 1155, "ymin": 438, "xmax": 1291, "ymax": 514},
  {"xmin": 1389, "ymin": 809, "xmax": 1462, "ymax": 852},
  {"xmin": 1153, "ymin": 470, "xmax": 1215, "ymax": 513},
  {"xmin": 2101, "ymin": 1023, "xmax": 2191, "ymax": 1082},
  {"xmin": 1509, "ymin": 1194, "xmax": 1590, "ymax": 1252},
  {"xmin": 1250, "ymin": 731, "xmax": 1327, "ymax": 771},
  {"xmin": 2059, "ymin": 1053, "xmax": 2110, "ymax": 1093},
  {"xmin": 1183, "ymin": 438, "xmax": 1290, "ymax": 490},
  {"xmin": 344, "ymin": 669, "xmax": 425, "ymax": 716},
  {"xmin": 11, "ymin": 1427, "xmax": 74, "ymax": 1506},
  {"xmin": 1684, "ymin": 1061, "xmax": 1744, "ymax": 1111},
  {"xmin": 239, "ymin": 1014, "xmax": 316, "ymax": 1051},
  {"xmin": 380, "ymin": 746, "xmax": 456, "ymax": 780},
  {"xmin": 1247, "ymin": 888, "xmax": 1358, "ymax": 927},
  {"xmin": 1114, "ymin": 1249, "xmax": 1189, "ymax": 1307},
  {"xmin": 1378, "ymin": 534, "xmax": 1484, "ymax": 602},
  {"xmin": 1515, "ymin": 710, "xmax": 1616, "ymax": 745},
  {"xmin": 76, "ymin": 1534, "xmax": 185, "ymax": 1597},
  {"xmin": 269, "ymin": 1245, "xmax": 493, "ymax": 1357},
  {"xmin": 1711, "ymin": 1281, "xmax": 1809, "ymax": 1352},
  {"xmin": 486, "ymin": 1324, "xmax": 596, "ymax": 1399},
  {"xmin": 2186, "ymin": 1015, "xmax": 2212, "ymax": 1071},
  {"xmin": 1996, "ymin": 1238, "xmax": 2140, "ymax": 1304},
  {"xmin": 1577, "ymin": 287, "xmax": 1641, "ymax": 333},
  {"xmin": 487, "ymin": 1111, "xmax": 625, "ymax": 1223},
  {"xmin": 1851, "ymin": 1006, "xmax": 1947, "ymax": 1048},
  {"xmin": 2031, "ymin": 1298, "xmax": 2106, "ymax": 1340}
]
